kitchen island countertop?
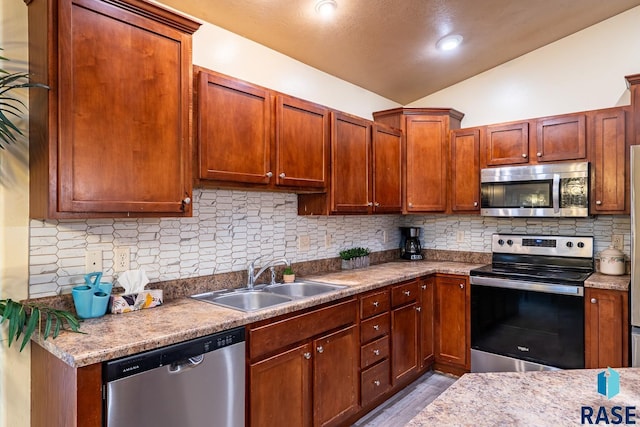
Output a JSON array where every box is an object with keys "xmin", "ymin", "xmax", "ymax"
[{"xmin": 408, "ymin": 368, "xmax": 640, "ymax": 426}]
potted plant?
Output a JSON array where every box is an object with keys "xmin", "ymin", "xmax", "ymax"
[
  {"xmin": 339, "ymin": 247, "xmax": 371, "ymax": 270},
  {"xmin": 282, "ymin": 266, "xmax": 296, "ymax": 283}
]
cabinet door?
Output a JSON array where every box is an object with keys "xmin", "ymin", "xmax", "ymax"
[
  {"xmin": 275, "ymin": 95, "xmax": 329, "ymax": 189},
  {"xmin": 313, "ymin": 325, "xmax": 359, "ymax": 427},
  {"xmin": 56, "ymin": 0, "xmax": 195, "ymax": 215},
  {"xmin": 584, "ymin": 288, "xmax": 629, "ymax": 369},
  {"xmin": 372, "ymin": 124, "xmax": 402, "ymax": 213},
  {"xmin": 419, "ymin": 277, "xmax": 435, "ymax": 369},
  {"xmin": 331, "ymin": 112, "xmax": 372, "ymax": 213},
  {"xmin": 435, "ymin": 276, "xmax": 469, "ymax": 370},
  {"xmin": 391, "ymin": 302, "xmax": 419, "ymax": 384},
  {"xmin": 250, "ymin": 343, "xmax": 313, "ymax": 427},
  {"xmin": 590, "ymin": 109, "xmax": 627, "ymax": 214},
  {"xmin": 196, "ymin": 69, "xmax": 272, "ymax": 184},
  {"xmin": 535, "ymin": 114, "xmax": 586, "ymax": 162},
  {"xmin": 483, "ymin": 122, "xmax": 529, "ymax": 166},
  {"xmin": 450, "ymin": 128, "xmax": 480, "ymax": 212},
  {"xmin": 405, "ymin": 116, "xmax": 448, "ymax": 212}
]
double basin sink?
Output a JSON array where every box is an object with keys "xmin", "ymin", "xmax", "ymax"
[{"xmin": 192, "ymin": 280, "xmax": 347, "ymax": 312}]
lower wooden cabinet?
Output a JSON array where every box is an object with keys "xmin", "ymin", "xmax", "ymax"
[
  {"xmin": 584, "ymin": 287, "xmax": 629, "ymax": 369},
  {"xmin": 419, "ymin": 276, "xmax": 435, "ymax": 369},
  {"xmin": 434, "ymin": 274, "xmax": 470, "ymax": 374},
  {"xmin": 390, "ymin": 280, "xmax": 420, "ymax": 384}
]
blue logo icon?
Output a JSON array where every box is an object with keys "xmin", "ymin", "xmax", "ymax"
[{"xmin": 597, "ymin": 367, "xmax": 620, "ymax": 399}]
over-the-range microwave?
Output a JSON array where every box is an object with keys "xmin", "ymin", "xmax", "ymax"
[{"xmin": 480, "ymin": 162, "xmax": 589, "ymax": 217}]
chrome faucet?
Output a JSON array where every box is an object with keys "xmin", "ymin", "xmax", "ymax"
[{"xmin": 247, "ymin": 257, "xmax": 291, "ymax": 288}]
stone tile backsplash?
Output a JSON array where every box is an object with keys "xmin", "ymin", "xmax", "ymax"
[{"xmin": 29, "ymin": 188, "xmax": 631, "ymax": 298}]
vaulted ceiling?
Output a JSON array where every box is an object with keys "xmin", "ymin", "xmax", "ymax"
[{"xmin": 160, "ymin": 0, "xmax": 640, "ymax": 104}]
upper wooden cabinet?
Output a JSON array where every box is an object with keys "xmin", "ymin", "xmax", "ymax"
[
  {"xmin": 535, "ymin": 113, "xmax": 586, "ymax": 162},
  {"xmin": 373, "ymin": 108, "xmax": 464, "ymax": 213},
  {"xmin": 589, "ymin": 108, "xmax": 628, "ymax": 214},
  {"xmin": 482, "ymin": 121, "xmax": 529, "ymax": 167},
  {"xmin": 195, "ymin": 68, "xmax": 329, "ymax": 192},
  {"xmin": 28, "ymin": 0, "xmax": 200, "ymax": 219},
  {"xmin": 450, "ymin": 128, "xmax": 480, "ymax": 213},
  {"xmin": 372, "ymin": 124, "xmax": 403, "ymax": 213}
]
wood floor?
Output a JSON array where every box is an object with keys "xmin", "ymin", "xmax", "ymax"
[{"xmin": 352, "ymin": 371, "xmax": 457, "ymax": 427}]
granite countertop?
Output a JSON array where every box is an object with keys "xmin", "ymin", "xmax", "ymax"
[
  {"xmin": 33, "ymin": 260, "xmax": 629, "ymax": 368},
  {"xmin": 408, "ymin": 368, "xmax": 640, "ymax": 426},
  {"xmin": 585, "ymin": 272, "xmax": 630, "ymax": 291}
]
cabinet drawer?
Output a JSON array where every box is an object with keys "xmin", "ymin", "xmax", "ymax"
[
  {"xmin": 391, "ymin": 281, "xmax": 419, "ymax": 308},
  {"xmin": 361, "ymin": 336, "xmax": 389, "ymax": 368},
  {"xmin": 360, "ymin": 290, "xmax": 390, "ymax": 319},
  {"xmin": 360, "ymin": 312, "xmax": 390, "ymax": 344},
  {"xmin": 250, "ymin": 299, "xmax": 357, "ymax": 360},
  {"xmin": 361, "ymin": 359, "xmax": 391, "ymax": 406}
]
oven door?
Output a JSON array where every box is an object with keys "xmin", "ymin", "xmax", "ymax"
[{"xmin": 470, "ymin": 277, "xmax": 584, "ymax": 370}]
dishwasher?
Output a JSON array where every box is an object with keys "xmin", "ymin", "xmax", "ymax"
[{"xmin": 104, "ymin": 327, "xmax": 245, "ymax": 427}]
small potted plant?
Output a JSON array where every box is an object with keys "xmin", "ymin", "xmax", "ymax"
[
  {"xmin": 282, "ymin": 266, "xmax": 296, "ymax": 283},
  {"xmin": 339, "ymin": 247, "xmax": 371, "ymax": 270}
]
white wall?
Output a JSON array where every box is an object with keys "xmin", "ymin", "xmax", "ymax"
[
  {"xmin": 408, "ymin": 6, "xmax": 640, "ymax": 127},
  {"xmin": 0, "ymin": 2, "xmax": 31, "ymax": 427}
]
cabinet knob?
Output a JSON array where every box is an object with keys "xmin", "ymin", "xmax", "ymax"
[
  {"xmin": 367, "ymin": 202, "xmax": 373, "ymax": 207},
  {"xmin": 373, "ymin": 349, "xmax": 380, "ymax": 356},
  {"xmin": 373, "ymin": 301, "xmax": 379, "ymax": 307},
  {"xmin": 373, "ymin": 324, "xmax": 380, "ymax": 331},
  {"xmin": 537, "ymin": 152, "xmax": 542, "ymax": 157},
  {"xmin": 459, "ymin": 283, "xmax": 464, "ymax": 289},
  {"xmin": 408, "ymin": 202, "xmax": 413, "ymax": 208},
  {"xmin": 304, "ymin": 352, "xmax": 311, "ymax": 359},
  {"xmin": 373, "ymin": 380, "xmax": 381, "ymax": 387},
  {"xmin": 182, "ymin": 197, "xmax": 191, "ymax": 205},
  {"xmin": 421, "ymin": 284, "xmax": 426, "ymax": 289},
  {"xmin": 279, "ymin": 172, "xmax": 286, "ymax": 178},
  {"xmin": 522, "ymin": 153, "xmax": 527, "ymax": 158},
  {"xmin": 596, "ymin": 200, "xmax": 602, "ymax": 205},
  {"xmin": 591, "ymin": 298, "xmax": 597, "ymax": 304},
  {"xmin": 473, "ymin": 201, "xmax": 478, "ymax": 207},
  {"xmin": 403, "ymin": 290, "xmax": 411, "ymax": 296},
  {"xmin": 266, "ymin": 171, "xmax": 273, "ymax": 178},
  {"xmin": 316, "ymin": 346, "xmax": 324, "ymax": 353},
  {"xmin": 416, "ymin": 307, "xmax": 422, "ymax": 312},
  {"xmin": 374, "ymin": 202, "xmax": 380, "ymax": 207}
]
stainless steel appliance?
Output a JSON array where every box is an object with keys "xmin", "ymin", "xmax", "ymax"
[
  {"xmin": 470, "ymin": 234, "xmax": 594, "ymax": 372},
  {"xmin": 631, "ymin": 146, "xmax": 640, "ymax": 366},
  {"xmin": 400, "ymin": 227, "xmax": 423, "ymax": 260},
  {"xmin": 104, "ymin": 327, "xmax": 245, "ymax": 427},
  {"xmin": 480, "ymin": 162, "xmax": 589, "ymax": 217}
]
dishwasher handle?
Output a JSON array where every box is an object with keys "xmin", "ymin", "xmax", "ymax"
[{"xmin": 168, "ymin": 354, "xmax": 205, "ymax": 374}]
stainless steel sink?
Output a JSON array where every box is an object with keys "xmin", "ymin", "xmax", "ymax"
[
  {"xmin": 264, "ymin": 281, "xmax": 346, "ymax": 298},
  {"xmin": 192, "ymin": 290, "xmax": 293, "ymax": 312}
]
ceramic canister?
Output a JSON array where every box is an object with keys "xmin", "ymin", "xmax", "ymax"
[{"xmin": 599, "ymin": 245, "xmax": 626, "ymax": 275}]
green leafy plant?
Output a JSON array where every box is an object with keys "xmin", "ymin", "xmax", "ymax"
[
  {"xmin": 283, "ymin": 266, "xmax": 294, "ymax": 275},
  {"xmin": 0, "ymin": 299, "xmax": 82, "ymax": 351},
  {"xmin": 339, "ymin": 247, "xmax": 370, "ymax": 260},
  {"xmin": 0, "ymin": 48, "xmax": 48, "ymax": 149}
]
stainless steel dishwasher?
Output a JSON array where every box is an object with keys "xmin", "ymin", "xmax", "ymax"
[{"xmin": 104, "ymin": 327, "xmax": 245, "ymax": 427}]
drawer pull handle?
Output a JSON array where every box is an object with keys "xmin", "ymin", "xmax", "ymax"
[
  {"xmin": 596, "ymin": 200, "xmax": 602, "ymax": 205},
  {"xmin": 373, "ymin": 325, "xmax": 380, "ymax": 331},
  {"xmin": 522, "ymin": 153, "xmax": 527, "ymax": 158},
  {"xmin": 591, "ymin": 298, "xmax": 597, "ymax": 304},
  {"xmin": 537, "ymin": 152, "xmax": 542, "ymax": 157},
  {"xmin": 421, "ymin": 284, "xmax": 427, "ymax": 289},
  {"xmin": 403, "ymin": 290, "xmax": 411, "ymax": 296},
  {"xmin": 459, "ymin": 283, "xmax": 464, "ymax": 289},
  {"xmin": 304, "ymin": 352, "xmax": 311, "ymax": 360},
  {"xmin": 373, "ymin": 301, "xmax": 379, "ymax": 307},
  {"xmin": 373, "ymin": 349, "xmax": 380, "ymax": 356},
  {"xmin": 317, "ymin": 346, "xmax": 324, "ymax": 353},
  {"xmin": 373, "ymin": 380, "xmax": 381, "ymax": 386}
]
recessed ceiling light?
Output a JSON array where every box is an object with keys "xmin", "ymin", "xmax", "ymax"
[
  {"xmin": 315, "ymin": 0, "xmax": 338, "ymax": 17},
  {"xmin": 436, "ymin": 34, "xmax": 463, "ymax": 51}
]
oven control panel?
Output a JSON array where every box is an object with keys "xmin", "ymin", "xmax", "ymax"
[{"xmin": 492, "ymin": 234, "xmax": 593, "ymax": 258}]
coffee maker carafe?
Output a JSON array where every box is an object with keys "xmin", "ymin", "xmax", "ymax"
[{"xmin": 400, "ymin": 227, "xmax": 423, "ymax": 260}]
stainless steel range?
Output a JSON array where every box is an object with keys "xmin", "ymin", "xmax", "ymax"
[{"xmin": 470, "ymin": 234, "xmax": 594, "ymax": 372}]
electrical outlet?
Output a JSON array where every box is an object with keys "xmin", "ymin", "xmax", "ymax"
[
  {"xmin": 114, "ymin": 247, "xmax": 131, "ymax": 272},
  {"xmin": 85, "ymin": 250, "xmax": 103, "ymax": 273},
  {"xmin": 382, "ymin": 230, "xmax": 388, "ymax": 244},
  {"xmin": 456, "ymin": 231, "xmax": 465, "ymax": 243},
  {"xmin": 324, "ymin": 234, "xmax": 332, "ymax": 249},
  {"xmin": 612, "ymin": 235, "xmax": 624, "ymax": 251},
  {"xmin": 298, "ymin": 235, "xmax": 310, "ymax": 252}
]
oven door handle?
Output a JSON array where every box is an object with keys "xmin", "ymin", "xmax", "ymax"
[
  {"xmin": 552, "ymin": 173, "xmax": 560, "ymax": 213},
  {"xmin": 470, "ymin": 276, "xmax": 584, "ymax": 296}
]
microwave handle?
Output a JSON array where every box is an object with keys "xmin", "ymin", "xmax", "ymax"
[{"xmin": 552, "ymin": 174, "xmax": 560, "ymax": 213}]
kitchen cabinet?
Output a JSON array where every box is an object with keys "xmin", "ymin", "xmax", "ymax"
[
  {"xmin": 450, "ymin": 128, "xmax": 481, "ymax": 213},
  {"xmin": 373, "ymin": 108, "xmax": 464, "ymax": 213},
  {"xmin": 589, "ymin": 108, "xmax": 627, "ymax": 214},
  {"xmin": 27, "ymin": 0, "xmax": 199, "ymax": 218},
  {"xmin": 434, "ymin": 274, "xmax": 470, "ymax": 375},
  {"xmin": 371, "ymin": 124, "xmax": 403, "ymax": 213},
  {"xmin": 627, "ymin": 74, "xmax": 640, "ymax": 147},
  {"xmin": 584, "ymin": 287, "xmax": 629, "ymax": 369},
  {"xmin": 390, "ymin": 280, "xmax": 420, "ymax": 384},
  {"xmin": 248, "ymin": 299, "xmax": 359, "ymax": 427},
  {"xmin": 482, "ymin": 121, "xmax": 530, "ymax": 167},
  {"xmin": 535, "ymin": 113, "xmax": 586, "ymax": 162},
  {"xmin": 419, "ymin": 276, "xmax": 435, "ymax": 369}
]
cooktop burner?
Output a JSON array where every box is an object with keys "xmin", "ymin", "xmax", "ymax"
[{"xmin": 470, "ymin": 263, "xmax": 592, "ymax": 284}]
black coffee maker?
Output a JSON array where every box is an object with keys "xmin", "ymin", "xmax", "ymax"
[{"xmin": 400, "ymin": 227, "xmax": 423, "ymax": 260}]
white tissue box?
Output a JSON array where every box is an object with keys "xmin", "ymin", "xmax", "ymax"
[{"xmin": 109, "ymin": 290, "xmax": 163, "ymax": 314}]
